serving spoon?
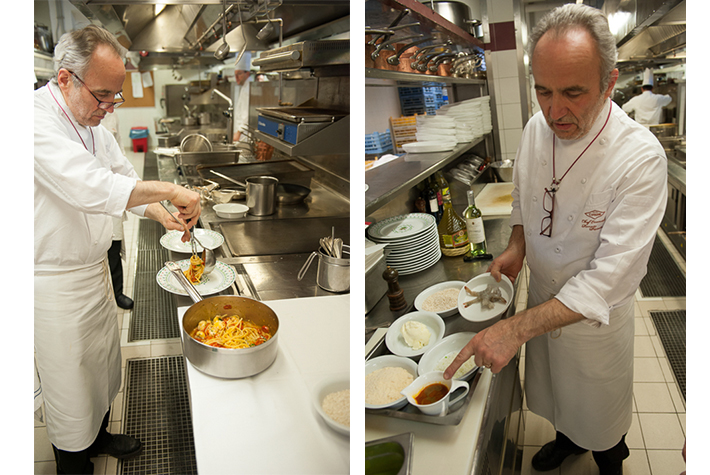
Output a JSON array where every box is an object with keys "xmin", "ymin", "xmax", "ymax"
[{"xmin": 159, "ymin": 201, "xmax": 216, "ymax": 274}]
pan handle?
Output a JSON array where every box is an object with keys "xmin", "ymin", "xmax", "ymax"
[
  {"xmin": 210, "ymin": 169, "xmax": 247, "ymax": 188},
  {"xmin": 297, "ymin": 252, "xmax": 318, "ymax": 282},
  {"xmin": 166, "ymin": 261, "xmax": 204, "ymax": 303}
]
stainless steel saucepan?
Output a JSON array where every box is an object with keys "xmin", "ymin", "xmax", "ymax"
[{"xmin": 166, "ymin": 261, "xmax": 280, "ymax": 379}]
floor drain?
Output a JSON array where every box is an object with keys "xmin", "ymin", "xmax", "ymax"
[{"xmin": 650, "ymin": 310, "xmax": 685, "ymax": 400}]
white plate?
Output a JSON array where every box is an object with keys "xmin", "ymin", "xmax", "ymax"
[
  {"xmin": 312, "ymin": 374, "xmax": 349, "ymax": 436},
  {"xmin": 388, "ymin": 248, "xmax": 441, "ymax": 270},
  {"xmin": 385, "ymin": 311, "xmax": 446, "ymax": 357},
  {"xmin": 365, "ymin": 355, "xmax": 419, "ymax": 410},
  {"xmin": 402, "ymin": 141, "xmax": 457, "ymax": 153},
  {"xmin": 213, "ymin": 203, "xmax": 249, "ymax": 219},
  {"xmin": 156, "ymin": 260, "xmax": 237, "ymax": 296},
  {"xmin": 386, "ymin": 240, "xmax": 440, "ymax": 260},
  {"xmin": 160, "ymin": 229, "xmax": 224, "ymax": 253},
  {"xmin": 418, "ymin": 332, "xmax": 478, "ymax": 380},
  {"xmin": 457, "ymin": 273, "xmax": 514, "ymax": 322},
  {"xmin": 367, "ymin": 213, "xmax": 436, "ymax": 241},
  {"xmin": 374, "ymin": 227, "xmax": 439, "ymax": 248},
  {"xmin": 414, "ymin": 281, "xmax": 466, "ymax": 318},
  {"xmin": 395, "ymin": 250, "xmax": 442, "ymax": 276}
]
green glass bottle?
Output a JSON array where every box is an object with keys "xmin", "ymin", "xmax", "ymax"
[{"xmin": 464, "ymin": 189, "xmax": 487, "ymax": 256}]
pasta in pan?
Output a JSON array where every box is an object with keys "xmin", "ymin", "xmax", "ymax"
[
  {"xmin": 184, "ymin": 253, "xmax": 204, "ymax": 284},
  {"xmin": 190, "ymin": 315, "xmax": 272, "ymax": 349}
]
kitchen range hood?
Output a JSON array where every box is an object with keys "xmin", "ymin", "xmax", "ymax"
[{"xmin": 68, "ymin": 1, "xmax": 349, "ymax": 68}]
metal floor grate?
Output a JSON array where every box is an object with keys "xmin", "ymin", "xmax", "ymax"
[
  {"xmin": 120, "ymin": 356, "xmax": 197, "ymax": 475},
  {"xmin": 639, "ymin": 235, "xmax": 685, "ymax": 298},
  {"xmin": 129, "ymin": 219, "xmax": 180, "ymax": 342},
  {"xmin": 650, "ymin": 310, "xmax": 685, "ymax": 400}
]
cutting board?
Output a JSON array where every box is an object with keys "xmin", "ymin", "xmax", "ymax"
[{"xmin": 475, "ymin": 182, "xmax": 515, "ymax": 216}]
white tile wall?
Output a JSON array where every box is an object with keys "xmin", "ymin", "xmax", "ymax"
[
  {"xmin": 487, "ymin": 0, "xmax": 515, "ymax": 24},
  {"xmin": 489, "ymin": 48, "xmax": 524, "ymax": 160}
]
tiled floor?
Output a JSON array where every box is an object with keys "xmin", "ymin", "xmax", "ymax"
[{"xmin": 35, "ymin": 152, "xmax": 686, "ymax": 474}]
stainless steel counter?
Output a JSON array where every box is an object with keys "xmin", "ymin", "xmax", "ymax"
[
  {"xmin": 153, "ymin": 150, "xmax": 350, "ymax": 302},
  {"xmin": 365, "ymin": 216, "xmax": 525, "ymax": 475}
]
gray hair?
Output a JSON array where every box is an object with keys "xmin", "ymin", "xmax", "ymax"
[
  {"xmin": 52, "ymin": 25, "xmax": 127, "ymax": 84},
  {"xmin": 529, "ymin": 4, "xmax": 617, "ymax": 93}
]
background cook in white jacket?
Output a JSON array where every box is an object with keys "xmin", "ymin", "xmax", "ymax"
[
  {"xmin": 621, "ymin": 68, "xmax": 672, "ymax": 127},
  {"xmin": 34, "ymin": 25, "xmax": 201, "ymax": 473},
  {"xmin": 444, "ymin": 4, "xmax": 667, "ymax": 471},
  {"xmin": 232, "ymin": 52, "xmax": 252, "ymax": 143}
]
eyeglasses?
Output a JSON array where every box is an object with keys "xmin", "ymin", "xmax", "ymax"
[
  {"xmin": 540, "ymin": 187, "xmax": 556, "ymax": 237},
  {"xmin": 68, "ymin": 70, "xmax": 125, "ymax": 110}
]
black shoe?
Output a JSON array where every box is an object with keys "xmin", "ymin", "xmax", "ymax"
[
  {"xmin": 90, "ymin": 434, "xmax": 142, "ymax": 460},
  {"xmin": 116, "ymin": 294, "xmax": 134, "ymax": 310},
  {"xmin": 598, "ymin": 463, "xmax": 623, "ymax": 475},
  {"xmin": 532, "ymin": 440, "xmax": 588, "ymax": 471}
]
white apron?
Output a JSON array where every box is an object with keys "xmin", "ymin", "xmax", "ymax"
[
  {"xmin": 524, "ymin": 277, "xmax": 634, "ymax": 451},
  {"xmin": 34, "ymin": 258, "xmax": 121, "ymax": 451}
]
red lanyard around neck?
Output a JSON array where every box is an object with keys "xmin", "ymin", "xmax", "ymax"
[
  {"xmin": 49, "ymin": 84, "xmax": 96, "ymax": 156},
  {"xmin": 550, "ymin": 98, "xmax": 612, "ymax": 191}
]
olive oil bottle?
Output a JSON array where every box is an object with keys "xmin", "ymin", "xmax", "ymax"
[{"xmin": 437, "ymin": 178, "xmax": 469, "ymax": 254}]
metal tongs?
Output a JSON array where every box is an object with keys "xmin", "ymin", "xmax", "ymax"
[{"xmin": 159, "ymin": 201, "xmax": 216, "ymax": 274}]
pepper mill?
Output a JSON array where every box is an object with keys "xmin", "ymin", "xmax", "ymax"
[{"xmin": 383, "ymin": 266, "xmax": 407, "ymax": 311}]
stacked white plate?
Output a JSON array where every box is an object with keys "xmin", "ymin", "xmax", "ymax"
[{"xmin": 366, "ymin": 213, "xmax": 441, "ymax": 275}]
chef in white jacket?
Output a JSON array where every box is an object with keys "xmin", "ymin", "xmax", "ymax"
[
  {"xmin": 232, "ymin": 52, "xmax": 252, "ymax": 143},
  {"xmin": 445, "ymin": 5, "xmax": 666, "ymax": 475},
  {"xmin": 621, "ymin": 68, "xmax": 672, "ymax": 127},
  {"xmin": 34, "ymin": 25, "xmax": 201, "ymax": 474}
]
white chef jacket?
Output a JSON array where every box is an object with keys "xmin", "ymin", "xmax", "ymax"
[
  {"xmin": 510, "ymin": 99, "xmax": 667, "ymax": 450},
  {"xmin": 621, "ymin": 90, "xmax": 672, "ymax": 127},
  {"xmin": 233, "ymin": 79, "xmax": 251, "ymax": 142},
  {"xmin": 34, "ymin": 82, "xmax": 147, "ymax": 451}
]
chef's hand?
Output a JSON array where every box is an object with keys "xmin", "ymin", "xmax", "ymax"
[
  {"xmin": 169, "ymin": 187, "xmax": 201, "ymax": 240},
  {"xmin": 488, "ymin": 225, "xmax": 525, "ymax": 284},
  {"xmin": 444, "ymin": 317, "xmax": 522, "ymax": 376}
]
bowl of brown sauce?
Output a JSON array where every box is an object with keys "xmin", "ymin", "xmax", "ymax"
[{"xmin": 400, "ymin": 371, "xmax": 469, "ymax": 416}]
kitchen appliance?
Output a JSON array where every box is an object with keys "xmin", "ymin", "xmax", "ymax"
[
  {"xmin": 256, "ymin": 107, "xmax": 348, "ymax": 145},
  {"xmin": 253, "ymin": 39, "xmax": 349, "ymax": 72},
  {"xmin": 166, "ymin": 263, "xmax": 280, "ymax": 379}
]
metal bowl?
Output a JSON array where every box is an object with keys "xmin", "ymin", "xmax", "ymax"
[
  {"xmin": 490, "ymin": 160, "xmax": 514, "ymax": 182},
  {"xmin": 181, "ymin": 296, "xmax": 280, "ymax": 379}
]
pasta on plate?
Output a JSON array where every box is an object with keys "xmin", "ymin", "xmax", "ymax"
[{"xmin": 190, "ymin": 315, "xmax": 272, "ymax": 349}]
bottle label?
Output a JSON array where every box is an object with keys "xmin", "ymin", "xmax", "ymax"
[
  {"xmin": 441, "ymin": 229, "xmax": 469, "ymax": 248},
  {"xmin": 466, "ymin": 217, "xmax": 486, "ymax": 243},
  {"xmin": 429, "ymin": 199, "xmax": 439, "ymax": 213},
  {"xmin": 441, "ymin": 186, "xmax": 451, "ymax": 202}
]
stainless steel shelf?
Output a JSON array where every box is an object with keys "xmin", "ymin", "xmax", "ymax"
[
  {"xmin": 365, "ymin": 136, "xmax": 487, "ymax": 216},
  {"xmin": 365, "ymin": 68, "xmax": 487, "ymax": 85}
]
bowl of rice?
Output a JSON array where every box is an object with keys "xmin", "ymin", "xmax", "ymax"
[
  {"xmin": 414, "ymin": 281, "xmax": 466, "ymax": 318},
  {"xmin": 418, "ymin": 332, "xmax": 479, "ymax": 381},
  {"xmin": 365, "ymin": 355, "xmax": 418, "ymax": 410},
  {"xmin": 312, "ymin": 374, "xmax": 349, "ymax": 436}
]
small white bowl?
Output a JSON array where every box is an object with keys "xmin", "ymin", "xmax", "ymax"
[
  {"xmin": 414, "ymin": 281, "xmax": 466, "ymax": 318},
  {"xmin": 385, "ymin": 311, "xmax": 446, "ymax": 357},
  {"xmin": 213, "ymin": 203, "xmax": 249, "ymax": 219},
  {"xmin": 312, "ymin": 374, "xmax": 349, "ymax": 436},
  {"xmin": 457, "ymin": 273, "xmax": 514, "ymax": 322},
  {"xmin": 365, "ymin": 355, "xmax": 418, "ymax": 410},
  {"xmin": 418, "ymin": 332, "xmax": 478, "ymax": 380},
  {"xmin": 400, "ymin": 371, "xmax": 470, "ymax": 417}
]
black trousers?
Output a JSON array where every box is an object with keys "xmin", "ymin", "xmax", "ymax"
[
  {"xmin": 556, "ymin": 431, "xmax": 629, "ymax": 468},
  {"xmin": 108, "ymin": 240, "xmax": 123, "ymax": 297},
  {"xmin": 52, "ymin": 411, "xmax": 111, "ymax": 475}
]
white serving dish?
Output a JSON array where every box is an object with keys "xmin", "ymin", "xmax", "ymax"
[
  {"xmin": 385, "ymin": 311, "xmax": 446, "ymax": 357},
  {"xmin": 457, "ymin": 273, "xmax": 514, "ymax": 322},
  {"xmin": 213, "ymin": 203, "xmax": 249, "ymax": 219},
  {"xmin": 414, "ymin": 281, "xmax": 466, "ymax": 318},
  {"xmin": 365, "ymin": 355, "xmax": 419, "ymax": 410},
  {"xmin": 312, "ymin": 374, "xmax": 349, "ymax": 436},
  {"xmin": 418, "ymin": 332, "xmax": 478, "ymax": 380}
]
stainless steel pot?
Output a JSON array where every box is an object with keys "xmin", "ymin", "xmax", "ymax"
[
  {"xmin": 198, "ymin": 112, "xmax": 212, "ymax": 125},
  {"xmin": 430, "ymin": 1, "xmax": 481, "ymax": 36},
  {"xmin": 166, "ymin": 261, "xmax": 280, "ymax": 379},
  {"xmin": 246, "ymin": 176, "xmax": 279, "ymax": 216},
  {"xmin": 297, "ymin": 249, "xmax": 350, "ymax": 293}
]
